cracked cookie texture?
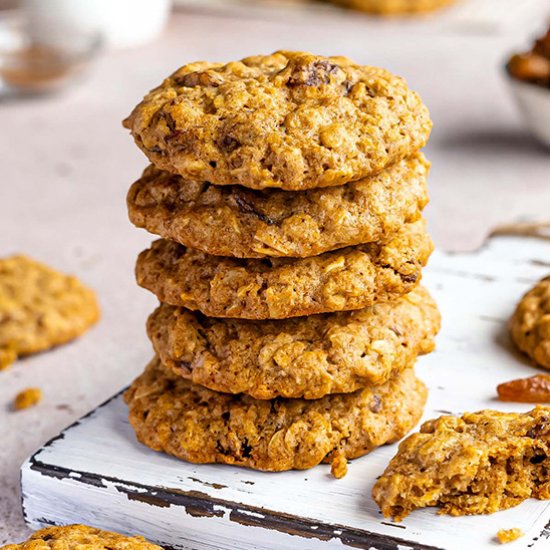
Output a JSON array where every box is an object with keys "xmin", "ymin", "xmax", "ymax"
[
  {"xmin": 148, "ymin": 286, "xmax": 440, "ymax": 399},
  {"xmin": 127, "ymin": 153, "xmax": 429, "ymax": 258},
  {"xmin": 509, "ymin": 276, "xmax": 550, "ymax": 369},
  {"xmin": 123, "ymin": 51, "xmax": 432, "ymax": 191},
  {"xmin": 125, "ymin": 357, "xmax": 426, "ymax": 472},
  {"xmin": 372, "ymin": 406, "xmax": 550, "ymax": 521},
  {"xmin": 1, "ymin": 524, "xmax": 162, "ymax": 549},
  {"xmin": 136, "ymin": 219, "xmax": 432, "ymax": 319},
  {"xmin": 0, "ymin": 255, "xmax": 99, "ymax": 366}
]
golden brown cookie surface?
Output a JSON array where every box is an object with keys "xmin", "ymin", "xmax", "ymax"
[
  {"xmin": 148, "ymin": 286, "xmax": 440, "ymax": 399},
  {"xmin": 0, "ymin": 255, "xmax": 99, "ymax": 366},
  {"xmin": 124, "ymin": 51, "xmax": 432, "ymax": 191},
  {"xmin": 372, "ymin": 407, "xmax": 550, "ymax": 521},
  {"xmin": 127, "ymin": 154, "xmax": 429, "ymax": 258},
  {"xmin": 125, "ymin": 357, "xmax": 426, "ymax": 472},
  {"xmin": 1, "ymin": 524, "xmax": 162, "ymax": 549},
  {"xmin": 136, "ymin": 219, "xmax": 432, "ymax": 319},
  {"xmin": 510, "ymin": 276, "xmax": 550, "ymax": 369},
  {"xmin": 334, "ymin": 0, "xmax": 456, "ymax": 14}
]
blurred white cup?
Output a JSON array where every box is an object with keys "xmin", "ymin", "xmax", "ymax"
[{"xmin": 23, "ymin": 0, "xmax": 172, "ymax": 49}]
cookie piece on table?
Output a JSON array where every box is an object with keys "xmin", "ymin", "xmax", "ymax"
[
  {"xmin": 127, "ymin": 153, "xmax": 430, "ymax": 258},
  {"xmin": 12, "ymin": 387, "xmax": 42, "ymax": 410},
  {"xmin": 1, "ymin": 524, "xmax": 162, "ymax": 549},
  {"xmin": 125, "ymin": 358, "xmax": 426, "ymax": 474},
  {"xmin": 509, "ymin": 276, "xmax": 550, "ymax": 369},
  {"xmin": 333, "ymin": 0, "xmax": 456, "ymax": 15},
  {"xmin": 123, "ymin": 51, "xmax": 432, "ymax": 191},
  {"xmin": 136, "ymin": 219, "xmax": 432, "ymax": 319},
  {"xmin": 0, "ymin": 255, "xmax": 100, "ymax": 368},
  {"xmin": 148, "ymin": 286, "xmax": 440, "ymax": 399},
  {"xmin": 372, "ymin": 407, "xmax": 550, "ymax": 521}
]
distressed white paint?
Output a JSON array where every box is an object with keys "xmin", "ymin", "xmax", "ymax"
[{"xmin": 21, "ymin": 235, "xmax": 550, "ymax": 550}]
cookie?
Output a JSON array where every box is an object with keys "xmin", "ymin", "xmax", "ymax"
[
  {"xmin": 334, "ymin": 0, "xmax": 455, "ymax": 14},
  {"xmin": 136, "ymin": 219, "xmax": 432, "ymax": 319},
  {"xmin": 509, "ymin": 276, "xmax": 550, "ymax": 369},
  {"xmin": 127, "ymin": 153, "xmax": 429, "ymax": 258},
  {"xmin": 123, "ymin": 51, "xmax": 432, "ymax": 191},
  {"xmin": 0, "ymin": 255, "xmax": 100, "ymax": 366},
  {"xmin": 1, "ymin": 524, "xmax": 162, "ymax": 549},
  {"xmin": 372, "ymin": 406, "xmax": 550, "ymax": 521},
  {"xmin": 148, "ymin": 286, "xmax": 440, "ymax": 399},
  {"xmin": 125, "ymin": 357, "xmax": 427, "ymax": 472}
]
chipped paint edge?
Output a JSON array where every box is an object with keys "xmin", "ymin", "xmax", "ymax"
[{"xmin": 21, "ymin": 452, "xmax": 443, "ymax": 550}]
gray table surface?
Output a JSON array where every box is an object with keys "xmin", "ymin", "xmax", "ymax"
[{"xmin": 1, "ymin": 4, "xmax": 550, "ymax": 545}]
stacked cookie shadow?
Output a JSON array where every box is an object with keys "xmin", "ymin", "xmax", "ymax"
[{"xmin": 122, "ymin": 51, "xmax": 440, "ymax": 476}]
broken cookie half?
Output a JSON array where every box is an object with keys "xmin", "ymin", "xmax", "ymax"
[{"xmin": 372, "ymin": 406, "xmax": 550, "ymax": 521}]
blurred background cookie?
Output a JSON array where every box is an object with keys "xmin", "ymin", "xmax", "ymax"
[
  {"xmin": 2, "ymin": 524, "xmax": 162, "ymax": 549},
  {"xmin": 0, "ymin": 255, "xmax": 99, "ymax": 370},
  {"xmin": 330, "ymin": 0, "xmax": 456, "ymax": 15}
]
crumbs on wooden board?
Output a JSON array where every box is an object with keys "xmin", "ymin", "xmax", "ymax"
[
  {"xmin": 496, "ymin": 528, "xmax": 524, "ymax": 544},
  {"xmin": 331, "ymin": 453, "xmax": 348, "ymax": 479}
]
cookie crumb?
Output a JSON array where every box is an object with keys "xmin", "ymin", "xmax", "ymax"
[
  {"xmin": 13, "ymin": 387, "xmax": 42, "ymax": 410},
  {"xmin": 0, "ymin": 347, "xmax": 17, "ymax": 370},
  {"xmin": 497, "ymin": 528, "xmax": 523, "ymax": 544},
  {"xmin": 331, "ymin": 453, "xmax": 348, "ymax": 479}
]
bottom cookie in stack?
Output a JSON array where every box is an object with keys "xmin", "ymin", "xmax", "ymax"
[{"xmin": 125, "ymin": 358, "xmax": 427, "ymax": 475}]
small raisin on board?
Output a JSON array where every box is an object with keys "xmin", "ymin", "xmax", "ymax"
[{"xmin": 497, "ymin": 374, "xmax": 550, "ymax": 403}]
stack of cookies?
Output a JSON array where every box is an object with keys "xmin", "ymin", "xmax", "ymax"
[{"xmin": 122, "ymin": 51, "xmax": 440, "ymax": 477}]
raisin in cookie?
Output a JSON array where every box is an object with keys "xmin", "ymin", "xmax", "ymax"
[
  {"xmin": 127, "ymin": 153, "xmax": 429, "ymax": 258},
  {"xmin": 148, "ymin": 286, "xmax": 440, "ymax": 399},
  {"xmin": 136, "ymin": 219, "xmax": 432, "ymax": 319},
  {"xmin": 0, "ymin": 255, "xmax": 99, "ymax": 368},
  {"xmin": 1, "ymin": 524, "xmax": 162, "ymax": 549},
  {"xmin": 123, "ymin": 51, "xmax": 432, "ymax": 191},
  {"xmin": 510, "ymin": 276, "xmax": 550, "ymax": 369},
  {"xmin": 125, "ymin": 357, "xmax": 426, "ymax": 473},
  {"xmin": 372, "ymin": 407, "xmax": 550, "ymax": 521}
]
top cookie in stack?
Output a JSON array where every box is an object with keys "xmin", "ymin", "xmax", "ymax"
[
  {"xmin": 124, "ymin": 51, "xmax": 432, "ymax": 194},
  {"xmin": 123, "ymin": 51, "xmax": 439, "ymax": 475}
]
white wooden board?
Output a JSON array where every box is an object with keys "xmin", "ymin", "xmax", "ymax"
[{"xmin": 20, "ymin": 234, "xmax": 550, "ymax": 550}]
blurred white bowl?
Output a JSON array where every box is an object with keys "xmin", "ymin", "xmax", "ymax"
[
  {"xmin": 507, "ymin": 75, "xmax": 550, "ymax": 148},
  {"xmin": 23, "ymin": 0, "xmax": 171, "ymax": 49},
  {"xmin": 0, "ymin": 10, "xmax": 101, "ymax": 96}
]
